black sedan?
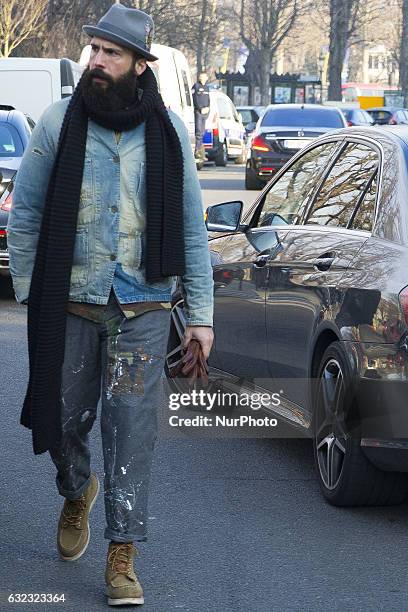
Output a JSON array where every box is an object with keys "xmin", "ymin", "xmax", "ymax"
[
  {"xmin": 167, "ymin": 126, "xmax": 408, "ymax": 507},
  {"xmin": 245, "ymin": 104, "xmax": 346, "ymax": 190},
  {"xmin": 0, "ymin": 109, "xmax": 34, "ymax": 275}
]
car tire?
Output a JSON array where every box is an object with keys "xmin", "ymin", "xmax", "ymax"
[
  {"xmin": 245, "ymin": 167, "xmax": 263, "ymax": 190},
  {"xmin": 313, "ymin": 341, "xmax": 408, "ymax": 507},
  {"xmin": 214, "ymin": 143, "xmax": 227, "ymax": 167},
  {"xmin": 234, "ymin": 146, "xmax": 246, "ymax": 165}
]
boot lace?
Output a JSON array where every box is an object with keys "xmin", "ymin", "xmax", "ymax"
[
  {"xmin": 62, "ymin": 495, "xmax": 87, "ymax": 528},
  {"xmin": 108, "ymin": 543, "xmax": 134, "ymax": 576}
]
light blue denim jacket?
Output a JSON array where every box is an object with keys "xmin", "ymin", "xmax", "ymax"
[{"xmin": 7, "ymin": 98, "xmax": 213, "ymax": 326}]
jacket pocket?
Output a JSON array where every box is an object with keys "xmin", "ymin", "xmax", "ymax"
[{"xmin": 70, "ymin": 228, "xmax": 89, "ymax": 287}]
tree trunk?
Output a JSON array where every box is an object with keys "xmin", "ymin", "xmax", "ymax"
[
  {"xmin": 244, "ymin": 50, "xmax": 261, "ymax": 104},
  {"xmin": 260, "ymin": 48, "xmax": 272, "ymax": 106},
  {"xmin": 196, "ymin": 0, "xmax": 208, "ymax": 75},
  {"xmin": 400, "ymin": 0, "xmax": 408, "ymax": 107},
  {"xmin": 328, "ymin": 0, "xmax": 350, "ymax": 101}
]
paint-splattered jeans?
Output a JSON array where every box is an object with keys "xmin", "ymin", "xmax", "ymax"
[{"xmin": 49, "ymin": 294, "xmax": 171, "ymax": 542}]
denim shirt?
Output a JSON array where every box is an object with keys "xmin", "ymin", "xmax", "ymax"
[{"xmin": 7, "ymin": 98, "xmax": 213, "ymax": 326}]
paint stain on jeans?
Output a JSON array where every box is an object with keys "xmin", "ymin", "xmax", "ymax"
[{"xmin": 106, "ymin": 351, "xmax": 148, "ymax": 399}]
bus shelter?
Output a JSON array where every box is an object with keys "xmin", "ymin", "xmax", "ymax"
[{"xmin": 215, "ymin": 72, "xmax": 322, "ymax": 106}]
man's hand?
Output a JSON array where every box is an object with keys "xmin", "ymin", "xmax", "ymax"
[
  {"xmin": 183, "ymin": 325, "xmax": 214, "ymax": 360},
  {"xmin": 201, "ymin": 106, "xmax": 210, "ymax": 115}
]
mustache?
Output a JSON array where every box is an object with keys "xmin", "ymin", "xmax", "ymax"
[{"xmin": 86, "ymin": 67, "xmax": 114, "ymax": 86}]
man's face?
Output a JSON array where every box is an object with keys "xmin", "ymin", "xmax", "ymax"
[
  {"xmin": 88, "ymin": 37, "xmax": 146, "ymax": 85},
  {"xmin": 199, "ymin": 73, "xmax": 208, "ymax": 85}
]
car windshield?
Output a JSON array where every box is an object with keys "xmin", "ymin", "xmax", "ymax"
[
  {"xmin": 261, "ymin": 108, "xmax": 344, "ymax": 128},
  {"xmin": 368, "ymin": 110, "xmax": 392, "ymax": 121},
  {"xmin": 0, "ymin": 123, "xmax": 23, "ymax": 157}
]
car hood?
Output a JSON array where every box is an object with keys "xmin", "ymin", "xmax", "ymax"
[{"xmin": 257, "ymin": 126, "xmax": 339, "ymax": 137}]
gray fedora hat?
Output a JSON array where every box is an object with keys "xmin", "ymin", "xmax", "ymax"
[{"xmin": 83, "ymin": 4, "xmax": 158, "ymax": 62}]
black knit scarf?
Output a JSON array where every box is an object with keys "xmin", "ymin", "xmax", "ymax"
[{"xmin": 21, "ymin": 66, "xmax": 185, "ymax": 455}]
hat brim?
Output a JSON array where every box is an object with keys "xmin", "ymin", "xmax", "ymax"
[{"xmin": 82, "ymin": 25, "xmax": 158, "ymax": 62}]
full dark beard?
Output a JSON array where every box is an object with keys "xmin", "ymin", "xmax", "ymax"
[{"xmin": 81, "ymin": 67, "xmax": 139, "ymax": 112}]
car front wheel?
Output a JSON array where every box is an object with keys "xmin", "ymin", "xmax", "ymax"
[{"xmin": 313, "ymin": 341, "xmax": 408, "ymax": 506}]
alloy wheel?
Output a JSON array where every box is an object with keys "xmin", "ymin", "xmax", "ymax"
[{"xmin": 315, "ymin": 358, "xmax": 348, "ymax": 491}]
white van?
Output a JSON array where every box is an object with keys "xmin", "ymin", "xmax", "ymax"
[
  {"xmin": 0, "ymin": 58, "xmax": 83, "ymax": 122},
  {"xmin": 149, "ymin": 44, "xmax": 195, "ymax": 152},
  {"xmin": 203, "ymin": 90, "xmax": 246, "ymax": 166}
]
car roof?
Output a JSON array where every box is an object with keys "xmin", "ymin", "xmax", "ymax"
[
  {"xmin": 0, "ymin": 108, "xmax": 26, "ymax": 122},
  {"xmin": 320, "ymin": 124, "xmax": 408, "ymax": 146},
  {"xmin": 264, "ymin": 103, "xmax": 342, "ymax": 113},
  {"xmin": 366, "ymin": 107, "xmax": 403, "ymax": 112}
]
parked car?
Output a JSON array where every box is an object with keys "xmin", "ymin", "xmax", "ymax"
[
  {"xmin": 366, "ymin": 107, "xmax": 408, "ymax": 125},
  {"xmin": 166, "ymin": 125, "xmax": 408, "ymax": 508},
  {"xmin": 342, "ymin": 107, "xmax": 374, "ymax": 127},
  {"xmin": 0, "ymin": 109, "xmax": 34, "ymax": 275},
  {"xmin": 245, "ymin": 103, "xmax": 346, "ymax": 190},
  {"xmin": 202, "ymin": 91, "xmax": 246, "ymax": 166},
  {"xmin": 236, "ymin": 105, "xmax": 265, "ymax": 134}
]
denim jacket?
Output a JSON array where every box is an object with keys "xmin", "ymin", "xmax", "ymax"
[{"xmin": 7, "ymin": 98, "xmax": 213, "ymax": 326}]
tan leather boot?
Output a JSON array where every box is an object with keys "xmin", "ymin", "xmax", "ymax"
[
  {"xmin": 57, "ymin": 473, "xmax": 99, "ymax": 561},
  {"xmin": 105, "ymin": 542, "xmax": 144, "ymax": 606}
]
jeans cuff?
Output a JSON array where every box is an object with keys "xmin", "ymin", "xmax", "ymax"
[
  {"xmin": 56, "ymin": 472, "xmax": 92, "ymax": 500},
  {"xmin": 104, "ymin": 527, "xmax": 147, "ymax": 543}
]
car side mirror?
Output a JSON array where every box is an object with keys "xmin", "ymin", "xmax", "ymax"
[
  {"xmin": 205, "ymin": 201, "xmax": 243, "ymax": 232},
  {"xmin": 245, "ymin": 122, "xmax": 256, "ymax": 133}
]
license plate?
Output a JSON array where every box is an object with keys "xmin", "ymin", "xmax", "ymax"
[{"xmin": 283, "ymin": 138, "xmax": 311, "ymax": 149}]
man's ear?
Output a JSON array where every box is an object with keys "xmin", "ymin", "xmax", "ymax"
[{"xmin": 135, "ymin": 59, "xmax": 147, "ymax": 76}]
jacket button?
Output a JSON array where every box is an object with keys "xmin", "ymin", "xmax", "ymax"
[
  {"xmin": 110, "ymin": 254, "xmax": 117, "ymax": 261},
  {"xmin": 111, "ymin": 205, "xmax": 118, "ymax": 213}
]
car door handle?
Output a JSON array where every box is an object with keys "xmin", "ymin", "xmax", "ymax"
[
  {"xmin": 253, "ymin": 255, "xmax": 269, "ymax": 268},
  {"xmin": 313, "ymin": 256, "xmax": 335, "ymax": 271}
]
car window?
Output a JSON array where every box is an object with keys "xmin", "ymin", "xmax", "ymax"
[
  {"xmin": 217, "ymin": 97, "xmax": 233, "ymax": 120},
  {"xmin": 239, "ymin": 110, "xmax": 253, "ymax": 125},
  {"xmin": 261, "ymin": 107, "xmax": 344, "ymax": 128},
  {"xmin": 305, "ymin": 143, "xmax": 379, "ymax": 228},
  {"xmin": 253, "ymin": 142, "xmax": 339, "ymax": 228},
  {"xmin": 0, "ymin": 123, "xmax": 23, "ymax": 157},
  {"xmin": 349, "ymin": 171, "xmax": 378, "ymax": 232}
]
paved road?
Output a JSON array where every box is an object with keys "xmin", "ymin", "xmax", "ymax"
[{"xmin": 2, "ymin": 166, "xmax": 408, "ymax": 611}]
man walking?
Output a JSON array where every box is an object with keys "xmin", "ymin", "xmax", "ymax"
[
  {"xmin": 192, "ymin": 72, "xmax": 210, "ymax": 160},
  {"xmin": 8, "ymin": 4, "xmax": 213, "ymax": 607}
]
